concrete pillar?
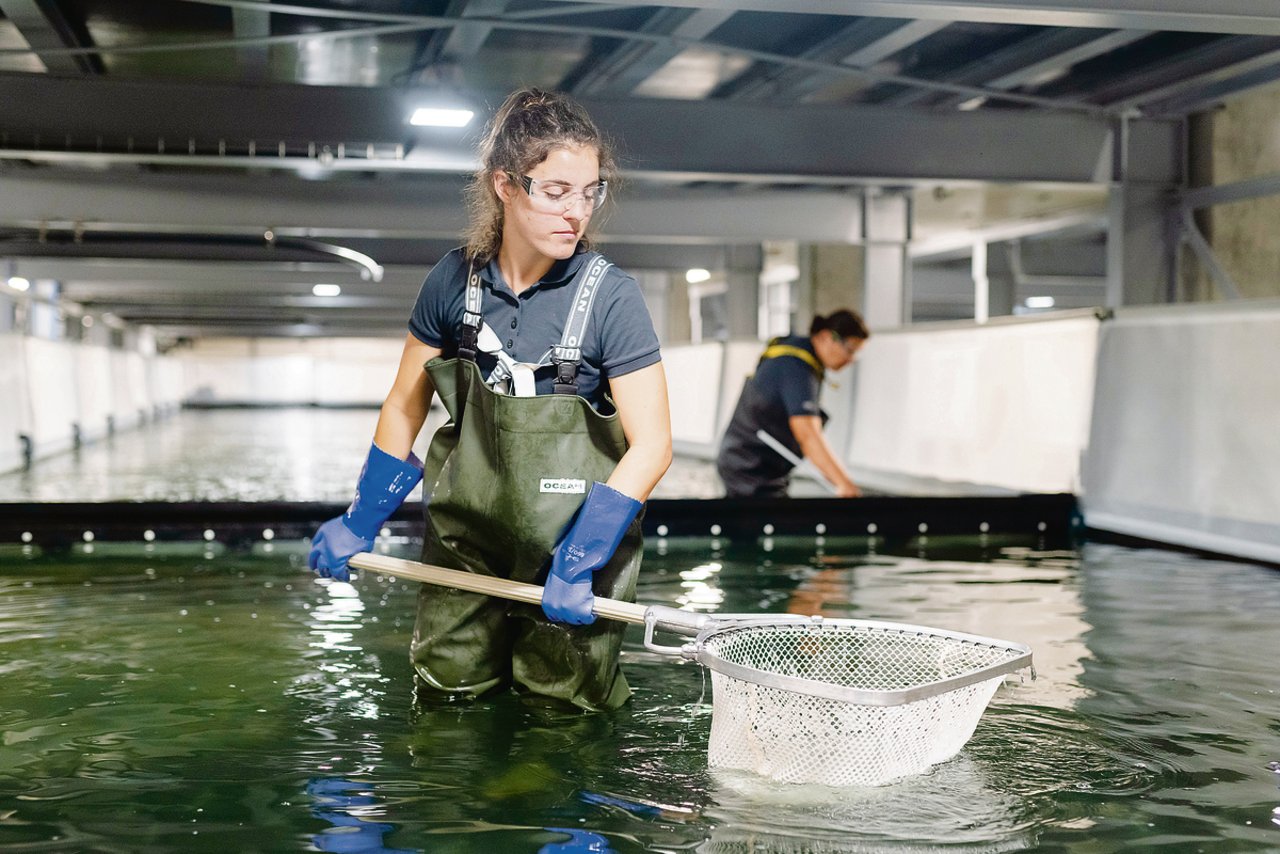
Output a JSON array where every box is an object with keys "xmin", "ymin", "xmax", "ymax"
[
  {"xmin": 1195, "ymin": 79, "xmax": 1280, "ymax": 300},
  {"xmin": 972, "ymin": 241, "xmax": 989, "ymax": 323},
  {"xmin": 1106, "ymin": 183, "xmax": 1178, "ymax": 306},
  {"xmin": 861, "ymin": 191, "xmax": 912, "ymax": 328},
  {"xmin": 0, "ymin": 290, "xmax": 14, "ymax": 333},
  {"xmin": 724, "ymin": 244, "xmax": 762, "ymax": 339},
  {"xmin": 807, "ymin": 243, "xmax": 864, "ymax": 318},
  {"xmin": 634, "ymin": 270, "xmax": 676, "ymax": 344},
  {"xmin": 29, "ymin": 279, "xmax": 62, "ymax": 340},
  {"xmin": 665, "ymin": 271, "xmax": 692, "ymax": 344}
]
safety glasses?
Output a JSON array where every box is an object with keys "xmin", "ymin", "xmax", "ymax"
[{"xmin": 508, "ymin": 172, "xmax": 608, "ymax": 213}]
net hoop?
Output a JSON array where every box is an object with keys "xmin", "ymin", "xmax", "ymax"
[{"xmin": 692, "ymin": 616, "xmax": 1032, "ymax": 706}]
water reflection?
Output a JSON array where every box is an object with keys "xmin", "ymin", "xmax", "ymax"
[
  {"xmin": 537, "ymin": 828, "xmax": 613, "ymax": 853},
  {"xmin": 307, "ymin": 777, "xmax": 417, "ymax": 854},
  {"xmin": 702, "ymin": 757, "xmax": 1037, "ymax": 852},
  {"xmin": 785, "ymin": 551, "xmax": 1092, "ymax": 711},
  {"xmin": 6, "ymin": 539, "xmax": 1278, "ymax": 851},
  {"xmin": 677, "ymin": 562, "xmax": 724, "ymax": 611},
  {"xmin": 0, "ymin": 406, "xmax": 722, "ymax": 502}
]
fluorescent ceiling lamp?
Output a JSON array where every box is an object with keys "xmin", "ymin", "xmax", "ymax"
[
  {"xmin": 313, "ymin": 284, "xmax": 342, "ymax": 297},
  {"xmin": 7, "ymin": 276, "xmax": 30, "ymax": 291},
  {"xmin": 409, "ymin": 107, "xmax": 474, "ymax": 128},
  {"xmin": 685, "ymin": 268, "xmax": 711, "ymax": 284},
  {"xmin": 1025, "ymin": 295, "xmax": 1055, "ymax": 309}
]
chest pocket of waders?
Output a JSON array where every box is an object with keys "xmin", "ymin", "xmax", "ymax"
[{"xmin": 421, "ymin": 254, "xmax": 631, "ymax": 583}]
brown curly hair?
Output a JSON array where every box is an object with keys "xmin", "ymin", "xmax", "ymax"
[{"xmin": 463, "ymin": 88, "xmax": 617, "ymax": 266}]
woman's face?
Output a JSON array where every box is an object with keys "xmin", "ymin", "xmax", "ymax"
[
  {"xmin": 814, "ymin": 330, "xmax": 865, "ymax": 371},
  {"xmin": 496, "ymin": 144, "xmax": 601, "ymax": 261}
]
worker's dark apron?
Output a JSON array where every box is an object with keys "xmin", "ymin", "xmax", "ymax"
[
  {"xmin": 716, "ymin": 339, "xmax": 826, "ymax": 498},
  {"xmin": 409, "ymin": 257, "xmax": 642, "ymax": 711}
]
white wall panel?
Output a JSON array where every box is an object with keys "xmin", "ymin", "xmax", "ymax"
[
  {"xmin": 176, "ymin": 338, "xmax": 402, "ymax": 406},
  {"xmin": 109, "ymin": 350, "xmax": 151, "ymax": 429},
  {"xmin": 715, "ymin": 341, "xmax": 765, "ymax": 442},
  {"xmin": 24, "ymin": 337, "xmax": 78, "ymax": 459},
  {"xmin": 848, "ymin": 314, "xmax": 1100, "ymax": 495},
  {"xmin": 0, "ymin": 334, "xmax": 32, "ymax": 473},
  {"xmin": 1082, "ymin": 302, "xmax": 1280, "ymax": 564},
  {"xmin": 75, "ymin": 344, "xmax": 114, "ymax": 442},
  {"xmin": 248, "ymin": 356, "xmax": 313, "ymax": 404},
  {"xmin": 663, "ymin": 342, "xmax": 725, "ymax": 448},
  {"xmin": 181, "ymin": 355, "xmax": 256, "ymax": 404},
  {"xmin": 148, "ymin": 356, "xmax": 184, "ymax": 412},
  {"xmin": 312, "ymin": 338, "xmax": 402, "ymax": 406}
]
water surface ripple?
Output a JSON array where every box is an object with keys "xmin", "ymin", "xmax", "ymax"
[{"xmin": 1, "ymin": 541, "xmax": 1278, "ymax": 852}]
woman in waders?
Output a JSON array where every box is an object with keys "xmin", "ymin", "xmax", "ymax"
[{"xmin": 308, "ymin": 88, "xmax": 672, "ymax": 712}]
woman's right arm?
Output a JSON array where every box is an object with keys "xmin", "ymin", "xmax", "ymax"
[
  {"xmin": 373, "ymin": 333, "xmax": 442, "ymax": 459},
  {"xmin": 788, "ymin": 414, "xmax": 861, "ymax": 498}
]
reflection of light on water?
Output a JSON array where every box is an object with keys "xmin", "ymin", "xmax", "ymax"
[
  {"xmin": 705, "ymin": 755, "xmax": 1035, "ymax": 852},
  {"xmin": 678, "ymin": 562, "xmax": 723, "ymax": 611},
  {"xmin": 305, "ymin": 581, "xmax": 383, "ymax": 721},
  {"xmin": 309, "ymin": 584, "xmax": 364, "ymax": 658},
  {"xmin": 796, "ymin": 555, "xmax": 1092, "ymax": 711}
]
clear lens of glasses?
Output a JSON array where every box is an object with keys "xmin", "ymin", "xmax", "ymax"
[{"xmin": 513, "ymin": 173, "xmax": 607, "ymax": 212}]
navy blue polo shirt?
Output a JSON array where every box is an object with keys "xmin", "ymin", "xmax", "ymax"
[
  {"xmin": 755, "ymin": 335, "xmax": 823, "ymax": 419},
  {"xmin": 409, "ymin": 247, "xmax": 661, "ymax": 408}
]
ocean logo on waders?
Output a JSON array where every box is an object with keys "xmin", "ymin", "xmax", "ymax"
[{"xmin": 540, "ymin": 478, "xmax": 586, "ymax": 494}]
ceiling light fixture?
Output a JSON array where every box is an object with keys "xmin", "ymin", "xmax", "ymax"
[
  {"xmin": 313, "ymin": 284, "xmax": 342, "ymax": 297},
  {"xmin": 685, "ymin": 268, "xmax": 711, "ymax": 284},
  {"xmin": 1025, "ymin": 295, "xmax": 1055, "ymax": 309},
  {"xmin": 7, "ymin": 276, "xmax": 30, "ymax": 292},
  {"xmin": 409, "ymin": 107, "xmax": 475, "ymax": 128}
]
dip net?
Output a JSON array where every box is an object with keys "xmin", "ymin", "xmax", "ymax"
[{"xmin": 691, "ymin": 618, "xmax": 1031, "ymax": 786}]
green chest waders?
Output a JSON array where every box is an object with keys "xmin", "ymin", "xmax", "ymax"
[{"xmin": 409, "ymin": 262, "xmax": 643, "ymax": 712}]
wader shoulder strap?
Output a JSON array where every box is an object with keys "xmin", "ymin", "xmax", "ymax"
[
  {"xmin": 469, "ymin": 253, "xmax": 612, "ymax": 395},
  {"xmin": 552, "ymin": 253, "xmax": 611, "ymax": 395},
  {"xmin": 759, "ymin": 339, "xmax": 824, "ymax": 381},
  {"xmin": 457, "ymin": 266, "xmax": 484, "ymax": 362}
]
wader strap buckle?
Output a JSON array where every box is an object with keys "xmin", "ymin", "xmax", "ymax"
[
  {"xmin": 458, "ymin": 267, "xmax": 485, "ymax": 362},
  {"xmin": 552, "ymin": 346, "xmax": 580, "ymax": 395},
  {"xmin": 457, "ymin": 310, "xmax": 482, "ymax": 361}
]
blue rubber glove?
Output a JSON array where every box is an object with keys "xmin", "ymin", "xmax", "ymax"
[
  {"xmin": 309, "ymin": 443, "xmax": 422, "ymax": 581},
  {"xmin": 541, "ymin": 482, "xmax": 642, "ymax": 625}
]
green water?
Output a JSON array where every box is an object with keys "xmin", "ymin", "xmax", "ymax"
[{"xmin": 1, "ymin": 538, "xmax": 1278, "ymax": 852}]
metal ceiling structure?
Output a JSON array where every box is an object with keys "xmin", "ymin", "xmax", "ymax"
[{"xmin": 2, "ymin": 0, "xmax": 1279, "ymax": 339}]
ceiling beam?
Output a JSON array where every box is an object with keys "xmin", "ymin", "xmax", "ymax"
[
  {"xmin": 568, "ymin": 7, "xmax": 733, "ymax": 96},
  {"xmin": 0, "ymin": 168, "xmax": 872, "ymax": 243},
  {"xmin": 724, "ymin": 18, "xmax": 953, "ymax": 104},
  {"xmin": 983, "ymin": 30, "xmax": 1154, "ymax": 91},
  {"xmin": 886, "ymin": 28, "xmax": 1122, "ymax": 108},
  {"xmin": 0, "ymin": 0, "xmax": 102, "ymax": 74},
  {"xmin": 0, "ymin": 74, "xmax": 1150, "ymax": 184},
  {"xmin": 1111, "ymin": 46, "xmax": 1280, "ymax": 114},
  {"xmin": 1081, "ymin": 35, "xmax": 1280, "ymax": 106},
  {"xmin": 552, "ymin": 0, "xmax": 1280, "ymax": 37}
]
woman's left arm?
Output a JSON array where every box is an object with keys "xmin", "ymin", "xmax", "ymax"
[{"xmin": 605, "ymin": 361, "xmax": 673, "ymax": 501}]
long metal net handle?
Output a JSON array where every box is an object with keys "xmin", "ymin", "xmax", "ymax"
[{"xmin": 349, "ymin": 552, "xmax": 709, "ymax": 638}]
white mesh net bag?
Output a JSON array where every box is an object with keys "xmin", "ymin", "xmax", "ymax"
[
  {"xmin": 349, "ymin": 554, "xmax": 1033, "ymax": 789},
  {"xmin": 680, "ymin": 617, "xmax": 1032, "ymax": 787}
]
